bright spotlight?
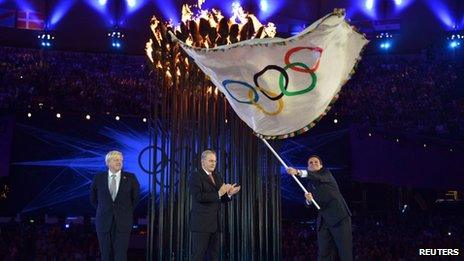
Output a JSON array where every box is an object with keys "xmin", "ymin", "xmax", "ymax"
[
  {"xmin": 380, "ymin": 41, "xmax": 391, "ymax": 50},
  {"xmin": 56, "ymin": 113, "xmax": 61, "ymax": 118},
  {"xmin": 365, "ymin": 0, "xmax": 374, "ymax": 10},
  {"xmin": 449, "ymin": 41, "xmax": 460, "ymax": 48},
  {"xmin": 127, "ymin": 0, "xmax": 136, "ymax": 8},
  {"xmin": 394, "ymin": 0, "xmax": 402, "ymax": 5},
  {"xmin": 260, "ymin": 0, "xmax": 269, "ymax": 12},
  {"xmin": 142, "ymin": 118, "xmax": 147, "ymax": 122},
  {"xmin": 27, "ymin": 112, "xmax": 32, "ymax": 118},
  {"xmin": 115, "ymin": 116, "xmax": 120, "ymax": 121},
  {"xmin": 85, "ymin": 114, "xmax": 91, "ymax": 120},
  {"xmin": 98, "ymin": 0, "xmax": 107, "ymax": 6}
]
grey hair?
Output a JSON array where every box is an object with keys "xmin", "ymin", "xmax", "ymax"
[
  {"xmin": 201, "ymin": 150, "xmax": 216, "ymax": 161},
  {"xmin": 105, "ymin": 150, "xmax": 123, "ymax": 165}
]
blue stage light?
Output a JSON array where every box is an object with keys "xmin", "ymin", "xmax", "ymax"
[
  {"xmin": 127, "ymin": 0, "xmax": 136, "ymax": 8},
  {"xmin": 49, "ymin": 0, "xmax": 76, "ymax": 28},
  {"xmin": 449, "ymin": 41, "xmax": 460, "ymax": 48},
  {"xmin": 38, "ymin": 32, "xmax": 55, "ymax": 49},
  {"xmin": 379, "ymin": 41, "xmax": 392, "ymax": 50},
  {"xmin": 84, "ymin": 0, "xmax": 113, "ymax": 26},
  {"xmin": 425, "ymin": 0, "xmax": 454, "ymax": 29},
  {"xmin": 260, "ymin": 0, "xmax": 269, "ymax": 12},
  {"xmin": 256, "ymin": 0, "xmax": 283, "ymax": 20}
]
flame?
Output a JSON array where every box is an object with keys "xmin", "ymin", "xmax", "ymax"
[
  {"xmin": 145, "ymin": 39, "xmax": 154, "ymax": 63},
  {"xmin": 210, "ymin": 9, "xmax": 223, "ymax": 27},
  {"xmin": 175, "ymin": 1, "xmax": 274, "ymax": 48},
  {"xmin": 198, "ymin": 0, "xmax": 206, "ymax": 9},
  {"xmin": 182, "ymin": 4, "xmax": 194, "ymax": 23},
  {"xmin": 147, "ymin": 0, "xmax": 278, "ymax": 92},
  {"xmin": 150, "ymin": 16, "xmax": 163, "ymax": 45},
  {"xmin": 264, "ymin": 22, "xmax": 276, "ymax": 38},
  {"xmin": 230, "ymin": 2, "xmax": 247, "ymax": 24}
]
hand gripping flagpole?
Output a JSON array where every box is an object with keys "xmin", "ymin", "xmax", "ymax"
[{"xmin": 260, "ymin": 138, "xmax": 321, "ymax": 210}]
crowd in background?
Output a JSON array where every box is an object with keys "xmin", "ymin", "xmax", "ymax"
[
  {"xmin": 1, "ymin": 47, "xmax": 463, "ymax": 138},
  {"xmin": 282, "ymin": 210, "xmax": 464, "ymax": 260},
  {"xmin": 1, "ymin": 210, "xmax": 462, "ymax": 260}
]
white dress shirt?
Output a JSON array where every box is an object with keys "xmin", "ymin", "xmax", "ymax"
[
  {"xmin": 202, "ymin": 167, "xmax": 212, "ymax": 177},
  {"xmin": 298, "ymin": 169, "xmax": 309, "ymax": 178},
  {"xmin": 108, "ymin": 170, "xmax": 121, "ymax": 197}
]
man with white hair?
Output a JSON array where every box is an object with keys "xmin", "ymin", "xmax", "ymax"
[{"xmin": 90, "ymin": 150, "xmax": 140, "ymax": 261}]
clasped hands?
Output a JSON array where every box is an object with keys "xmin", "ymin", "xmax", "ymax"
[{"xmin": 219, "ymin": 183, "xmax": 241, "ymax": 197}]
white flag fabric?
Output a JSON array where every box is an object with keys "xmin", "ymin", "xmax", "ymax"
[{"xmin": 171, "ymin": 11, "xmax": 369, "ymax": 139}]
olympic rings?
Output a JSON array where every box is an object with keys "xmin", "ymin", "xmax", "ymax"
[
  {"xmin": 279, "ymin": 62, "xmax": 317, "ymax": 96},
  {"xmin": 284, "ymin": 47, "xmax": 323, "ymax": 73},
  {"xmin": 221, "ymin": 46, "xmax": 323, "ymax": 116},
  {"xmin": 253, "ymin": 65, "xmax": 289, "ymax": 101},
  {"xmin": 248, "ymin": 88, "xmax": 284, "ymax": 116},
  {"xmin": 222, "ymin": 79, "xmax": 258, "ymax": 104}
]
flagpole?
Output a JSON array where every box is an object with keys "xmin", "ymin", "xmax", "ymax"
[{"xmin": 260, "ymin": 138, "xmax": 321, "ymax": 210}]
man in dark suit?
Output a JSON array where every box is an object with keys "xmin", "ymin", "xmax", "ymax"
[
  {"xmin": 287, "ymin": 155, "xmax": 352, "ymax": 261},
  {"xmin": 90, "ymin": 150, "xmax": 140, "ymax": 261},
  {"xmin": 189, "ymin": 150, "xmax": 241, "ymax": 261}
]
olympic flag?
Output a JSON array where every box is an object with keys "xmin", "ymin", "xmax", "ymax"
[{"xmin": 170, "ymin": 11, "xmax": 368, "ymax": 139}]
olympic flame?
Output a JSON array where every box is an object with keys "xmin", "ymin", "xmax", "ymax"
[{"xmin": 146, "ymin": 0, "xmax": 277, "ymax": 92}]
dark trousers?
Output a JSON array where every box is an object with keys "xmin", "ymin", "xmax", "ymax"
[
  {"xmin": 96, "ymin": 217, "xmax": 130, "ymax": 261},
  {"xmin": 317, "ymin": 216, "xmax": 352, "ymax": 261},
  {"xmin": 191, "ymin": 231, "xmax": 221, "ymax": 261}
]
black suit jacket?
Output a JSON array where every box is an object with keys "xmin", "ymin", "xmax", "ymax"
[
  {"xmin": 302, "ymin": 168, "xmax": 351, "ymax": 229},
  {"xmin": 189, "ymin": 170, "xmax": 231, "ymax": 233},
  {"xmin": 90, "ymin": 171, "xmax": 140, "ymax": 233}
]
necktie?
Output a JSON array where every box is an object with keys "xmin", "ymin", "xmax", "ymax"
[
  {"xmin": 110, "ymin": 174, "xmax": 117, "ymax": 201},
  {"xmin": 209, "ymin": 174, "xmax": 216, "ymax": 185}
]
